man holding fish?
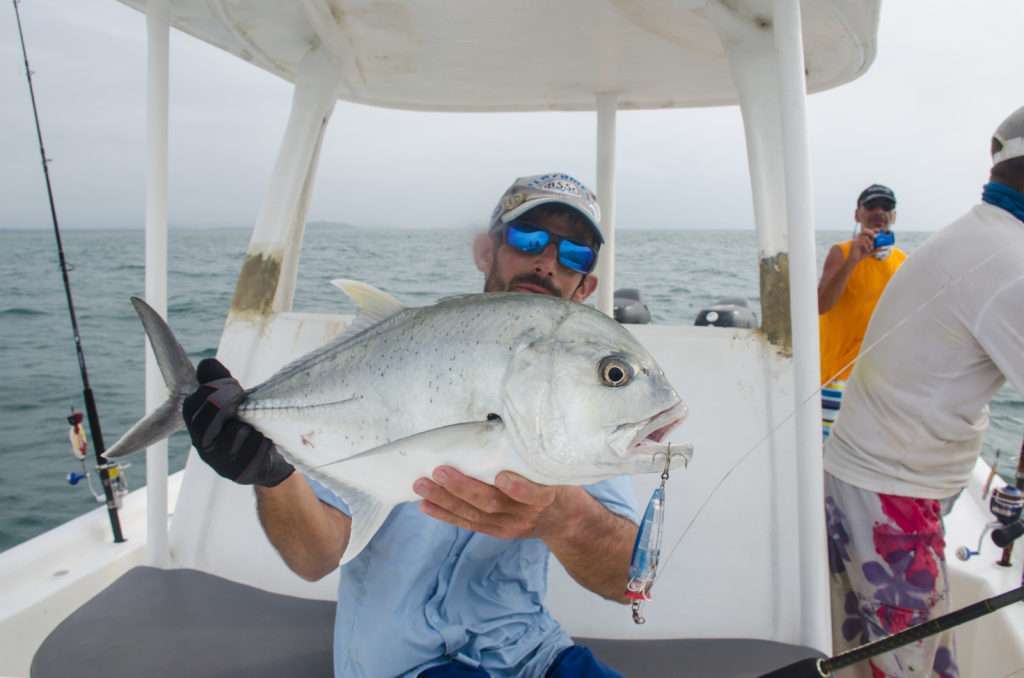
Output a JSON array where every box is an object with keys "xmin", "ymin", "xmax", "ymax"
[{"xmin": 180, "ymin": 174, "xmax": 657, "ymax": 678}]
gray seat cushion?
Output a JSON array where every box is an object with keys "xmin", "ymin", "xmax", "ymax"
[
  {"xmin": 32, "ymin": 566, "xmax": 335, "ymax": 678},
  {"xmin": 575, "ymin": 637, "xmax": 823, "ymax": 677},
  {"xmin": 32, "ymin": 566, "xmax": 822, "ymax": 676}
]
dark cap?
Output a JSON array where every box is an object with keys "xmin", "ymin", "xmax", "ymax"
[{"xmin": 857, "ymin": 184, "xmax": 896, "ymax": 208}]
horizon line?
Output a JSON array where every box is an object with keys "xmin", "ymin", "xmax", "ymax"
[{"xmin": 0, "ymin": 222, "xmax": 938, "ymax": 233}]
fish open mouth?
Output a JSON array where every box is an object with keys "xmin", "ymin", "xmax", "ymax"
[{"xmin": 629, "ymin": 401, "xmax": 688, "ymax": 452}]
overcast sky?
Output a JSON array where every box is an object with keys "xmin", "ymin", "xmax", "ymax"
[{"xmin": 2, "ymin": 1, "xmax": 1022, "ymax": 231}]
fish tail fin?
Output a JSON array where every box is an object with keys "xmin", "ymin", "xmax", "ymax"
[{"xmin": 103, "ymin": 297, "xmax": 199, "ymax": 459}]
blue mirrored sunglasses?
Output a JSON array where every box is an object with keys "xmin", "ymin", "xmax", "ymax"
[{"xmin": 503, "ymin": 221, "xmax": 597, "ymax": 274}]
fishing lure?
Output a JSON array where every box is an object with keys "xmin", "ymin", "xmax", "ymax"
[{"xmin": 625, "ymin": 451, "xmax": 671, "ymax": 624}]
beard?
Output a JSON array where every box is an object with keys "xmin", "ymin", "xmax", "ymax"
[{"xmin": 484, "ymin": 269, "xmax": 563, "ymax": 297}]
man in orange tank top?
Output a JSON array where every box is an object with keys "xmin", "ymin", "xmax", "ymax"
[{"xmin": 817, "ymin": 185, "xmax": 907, "ymax": 439}]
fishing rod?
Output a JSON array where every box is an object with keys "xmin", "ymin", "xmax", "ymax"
[
  {"xmin": 760, "ymin": 583, "xmax": 1024, "ymax": 677},
  {"xmin": 13, "ymin": 0, "xmax": 125, "ymax": 543}
]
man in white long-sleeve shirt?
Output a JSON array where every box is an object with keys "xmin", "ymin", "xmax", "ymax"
[{"xmin": 824, "ymin": 106, "xmax": 1024, "ymax": 677}]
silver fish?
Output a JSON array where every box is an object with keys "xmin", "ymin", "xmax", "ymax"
[{"xmin": 105, "ymin": 280, "xmax": 690, "ymax": 563}]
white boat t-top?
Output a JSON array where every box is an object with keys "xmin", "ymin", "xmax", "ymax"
[{"xmin": 4, "ymin": 2, "xmax": 1022, "ymax": 677}]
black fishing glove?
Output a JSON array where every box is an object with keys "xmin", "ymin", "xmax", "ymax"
[{"xmin": 182, "ymin": 358, "xmax": 294, "ymax": 487}]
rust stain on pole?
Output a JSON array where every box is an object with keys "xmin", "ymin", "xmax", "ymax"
[
  {"xmin": 760, "ymin": 252, "xmax": 792, "ymax": 355},
  {"xmin": 229, "ymin": 252, "xmax": 282, "ymax": 319}
]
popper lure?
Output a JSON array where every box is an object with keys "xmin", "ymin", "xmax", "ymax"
[{"xmin": 625, "ymin": 445, "xmax": 682, "ymax": 624}]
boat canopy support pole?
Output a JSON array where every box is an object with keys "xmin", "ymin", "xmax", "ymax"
[
  {"xmin": 705, "ymin": 0, "xmax": 828, "ymax": 652},
  {"xmin": 772, "ymin": 0, "xmax": 829, "ymax": 653},
  {"xmin": 226, "ymin": 46, "xmax": 344, "ymax": 325},
  {"xmin": 144, "ymin": 0, "xmax": 170, "ymax": 568},
  {"xmin": 705, "ymin": 1, "xmax": 791, "ymax": 350},
  {"xmin": 219, "ymin": 46, "xmax": 345, "ymax": 377},
  {"xmin": 169, "ymin": 45, "xmax": 345, "ymax": 568},
  {"xmin": 707, "ymin": 0, "xmax": 795, "ymax": 641},
  {"xmin": 595, "ymin": 94, "xmax": 617, "ymax": 317}
]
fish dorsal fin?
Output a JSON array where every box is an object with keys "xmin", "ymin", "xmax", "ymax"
[
  {"xmin": 330, "ymin": 279, "xmax": 406, "ymax": 335},
  {"xmin": 331, "ymin": 279, "xmax": 404, "ymax": 320}
]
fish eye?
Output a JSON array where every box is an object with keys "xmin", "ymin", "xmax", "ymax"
[{"xmin": 599, "ymin": 356, "xmax": 633, "ymax": 387}]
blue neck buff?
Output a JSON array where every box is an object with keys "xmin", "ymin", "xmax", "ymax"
[{"xmin": 982, "ymin": 182, "xmax": 1024, "ymax": 223}]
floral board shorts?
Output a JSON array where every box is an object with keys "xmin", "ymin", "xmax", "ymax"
[{"xmin": 825, "ymin": 472, "xmax": 957, "ymax": 678}]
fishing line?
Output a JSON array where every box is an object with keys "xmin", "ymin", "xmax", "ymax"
[
  {"xmin": 662, "ymin": 240, "xmax": 1008, "ymax": 572},
  {"xmin": 12, "ymin": 0, "xmax": 124, "ymax": 542}
]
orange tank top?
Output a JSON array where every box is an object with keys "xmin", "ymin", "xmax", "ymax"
[{"xmin": 819, "ymin": 241, "xmax": 906, "ymax": 385}]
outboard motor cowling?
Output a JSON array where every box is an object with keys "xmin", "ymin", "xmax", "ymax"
[
  {"xmin": 694, "ymin": 297, "xmax": 757, "ymax": 329},
  {"xmin": 614, "ymin": 288, "xmax": 651, "ymax": 324}
]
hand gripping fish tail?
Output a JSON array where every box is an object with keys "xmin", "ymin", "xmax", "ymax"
[{"xmin": 102, "ymin": 297, "xmax": 199, "ymax": 459}]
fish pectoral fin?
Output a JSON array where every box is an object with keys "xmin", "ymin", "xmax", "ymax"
[
  {"xmin": 332, "ymin": 481, "xmax": 395, "ymax": 565},
  {"xmin": 275, "ymin": 453, "xmax": 396, "ymax": 565},
  {"xmin": 303, "ymin": 419, "xmax": 509, "ymax": 564},
  {"xmin": 326, "ymin": 418, "xmax": 507, "ymax": 467}
]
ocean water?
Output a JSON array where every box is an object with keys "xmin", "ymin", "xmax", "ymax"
[{"xmin": 1, "ymin": 225, "xmax": 1021, "ymax": 552}]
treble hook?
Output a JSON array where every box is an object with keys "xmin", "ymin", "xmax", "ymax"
[{"xmin": 652, "ymin": 441, "xmax": 694, "ymax": 480}]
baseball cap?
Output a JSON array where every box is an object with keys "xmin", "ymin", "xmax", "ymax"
[
  {"xmin": 992, "ymin": 106, "xmax": 1024, "ymax": 165},
  {"xmin": 857, "ymin": 184, "xmax": 896, "ymax": 208},
  {"xmin": 489, "ymin": 173, "xmax": 604, "ymax": 245}
]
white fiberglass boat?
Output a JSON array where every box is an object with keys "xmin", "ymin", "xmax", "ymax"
[{"xmin": 2, "ymin": 2, "xmax": 1021, "ymax": 677}]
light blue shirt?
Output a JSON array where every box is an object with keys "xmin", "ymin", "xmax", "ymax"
[{"xmin": 309, "ymin": 477, "xmax": 638, "ymax": 678}]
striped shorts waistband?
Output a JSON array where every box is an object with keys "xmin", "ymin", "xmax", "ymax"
[{"xmin": 821, "ymin": 380, "xmax": 847, "ymax": 438}]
